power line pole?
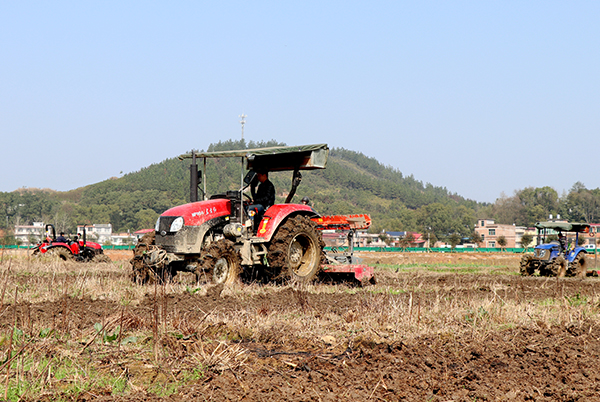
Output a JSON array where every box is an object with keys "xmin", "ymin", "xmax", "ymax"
[{"xmin": 239, "ymin": 114, "xmax": 247, "ymax": 140}]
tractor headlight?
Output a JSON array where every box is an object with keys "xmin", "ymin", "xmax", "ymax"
[{"xmin": 170, "ymin": 217, "xmax": 184, "ymax": 232}]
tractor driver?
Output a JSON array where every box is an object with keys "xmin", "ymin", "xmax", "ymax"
[
  {"xmin": 248, "ymin": 171, "xmax": 275, "ymax": 231},
  {"xmin": 56, "ymin": 232, "xmax": 68, "ymax": 243},
  {"xmin": 558, "ymin": 232, "xmax": 566, "ymax": 251}
]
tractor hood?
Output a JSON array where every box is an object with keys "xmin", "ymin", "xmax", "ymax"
[
  {"xmin": 535, "ymin": 243, "xmax": 559, "ymax": 250},
  {"xmin": 160, "ymin": 199, "xmax": 231, "ymax": 227}
]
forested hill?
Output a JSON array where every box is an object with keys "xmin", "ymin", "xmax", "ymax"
[{"xmin": 1, "ymin": 139, "xmax": 484, "ymax": 239}]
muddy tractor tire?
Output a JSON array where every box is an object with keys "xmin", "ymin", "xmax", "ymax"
[
  {"xmin": 267, "ymin": 215, "xmax": 323, "ymax": 283},
  {"xmin": 519, "ymin": 254, "xmax": 535, "ymax": 276},
  {"xmin": 552, "ymin": 255, "xmax": 567, "ymax": 277},
  {"xmin": 567, "ymin": 253, "xmax": 587, "ymax": 278},
  {"xmin": 200, "ymin": 240, "xmax": 240, "ymax": 285},
  {"xmin": 130, "ymin": 232, "xmax": 156, "ymax": 284},
  {"xmin": 46, "ymin": 247, "xmax": 73, "ymax": 261}
]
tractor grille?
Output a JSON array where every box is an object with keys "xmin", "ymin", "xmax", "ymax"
[
  {"xmin": 155, "ymin": 225, "xmax": 203, "ymax": 254},
  {"xmin": 534, "ymin": 249, "xmax": 551, "ymax": 261},
  {"xmin": 157, "ymin": 216, "xmax": 179, "ymax": 233}
]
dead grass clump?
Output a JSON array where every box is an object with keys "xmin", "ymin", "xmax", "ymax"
[
  {"xmin": 170, "ymin": 311, "xmax": 205, "ymax": 338},
  {"xmin": 1, "ymin": 252, "xmax": 600, "ymax": 399},
  {"xmin": 191, "ymin": 341, "xmax": 248, "ymax": 373},
  {"xmin": 256, "ymin": 303, "xmax": 270, "ymax": 316}
]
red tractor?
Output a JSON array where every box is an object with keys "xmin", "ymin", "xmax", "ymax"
[
  {"xmin": 32, "ymin": 224, "xmax": 111, "ymax": 263},
  {"xmin": 131, "ymin": 143, "xmax": 374, "ymax": 285}
]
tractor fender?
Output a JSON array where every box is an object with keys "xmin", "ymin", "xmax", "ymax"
[
  {"xmin": 256, "ymin": 204, "xmax": 319, "ymax": 242},
  {"xmin": 566, "ymin": 247, "xmax": 587, "ymax": 263}
]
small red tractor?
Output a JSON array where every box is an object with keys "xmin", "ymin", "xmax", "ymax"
[
  {"xmin": 32, "ymin": 224, "xmax": 111, "ymax": 262},
  {"xmin": 131, "ymin": 143, "xmax": 375, "ymax": 285}
]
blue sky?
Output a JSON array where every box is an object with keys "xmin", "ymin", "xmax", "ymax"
[{"xmin": 1, "ymin": 1, "xmax": 599, "ymax": 203}]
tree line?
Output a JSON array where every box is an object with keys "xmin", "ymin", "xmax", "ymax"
[
  {"xmin": 1, "ymin": 139, "xmax": 599, "ymax": 246},
  {"xmin": 479, "ymin": 184, "xmax": 600, "ymax": 228}
]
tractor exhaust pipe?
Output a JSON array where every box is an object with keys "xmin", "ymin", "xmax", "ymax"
[
  {"xmin": 82, "ymin": 224, "xmax": 87, "ymax": 248},
  {"xmin": 190, "ymin": 151, "xmax": 201, "ymax": 203},
  {"xmin": 190, "ymin": 151, "xmax": 198, "ymax": 202}
]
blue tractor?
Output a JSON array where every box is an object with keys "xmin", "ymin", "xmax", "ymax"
[{"xmin": 520, "ymin": 221, "xmax": 590, "ymax": 277}]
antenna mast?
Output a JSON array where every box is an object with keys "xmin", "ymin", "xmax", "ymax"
[{"xmin": 239, "ymin": 114, "xmax": 247, "ymax": 140}]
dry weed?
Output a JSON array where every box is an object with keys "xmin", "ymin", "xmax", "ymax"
[{"xmin": 0, "ymin": 251, "xmax": 599, "ymax": 399}]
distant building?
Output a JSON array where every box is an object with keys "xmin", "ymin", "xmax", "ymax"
[
  {"xmin": 474, "ymin": 219, "xmax": 529, "ymax": 248},
  {"xmin": 77, "ymin": 224, "xmax": 112, "ymax": 244},
  {"xmin": 14, "ymin": 222, "xmax": 45, "ymax": 245},
  {"xmin": 134, "ymin": 229, "xmax": 154, "ymax": 243},
  {"xmin": 358, "ymin": 232, "xmax": 386, "ymax": 247},
  {"xmin": 384, "ymin": 231, "xmax": 425, "ymax": 247},
  {"xmin": 321, "ymin": 230, "xmax": 381, "ymax": 248},
  {"xmin": 321, "ymin": 230, "xmax": 425, "ymax": 249},
  {"xmin": 110, "ymin": 232, "xmax": 136, "ymax": 246}
]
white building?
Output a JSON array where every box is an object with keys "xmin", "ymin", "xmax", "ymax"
[
  {"xmin": 110, "ymin": 232, "xmax": 136, "ymax": 246},
  {"xmin": 14, "ymin": 222, "xmax": 45, "ymax": 245},
  {"xmin": 77, "ymin": 224, "xmax": 112, "ymax": 244}
]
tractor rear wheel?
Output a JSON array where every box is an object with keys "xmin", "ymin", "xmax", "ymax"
[
  {"xmin": 46, "ymin": 247, "xmax": 73, "ymax": 261},
  {"xmin": 267, "ymin": 215, "xmax": 322, "ymax": 283},
  {"xmin": 568, "ymin": 253, "xmax": 587, "ymax": 278},
  {"xmin": 201, "ymin": 240, "xmax": 240, "ymax": 285},
  {"xmin": 519, "ymin": 254, "xmax": 535, "ymax": 276}
]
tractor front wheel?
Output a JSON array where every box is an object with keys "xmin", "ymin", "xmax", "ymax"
[
  {"xmin": 201, "ymin": 240, "xmax": 240, "ymax": 285},
  {"xmin": 268, "ymin": 215, "xmax": 322, "ymax": 283},
  {"xmin": 519, "ymin": 254, "xmax": 535, "ymax": 276}
]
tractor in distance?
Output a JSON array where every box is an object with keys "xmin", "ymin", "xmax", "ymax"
[
  {"xmin": 32, "ymin": 224, "xmax": 111, "ymax": 262},
  {"xmin": 130, "ymin": 143, "xmax": 374, "ymax": 285},
  {"xmin": 520, "ymin": 221, "xmax": 589, "ymax": 277}
]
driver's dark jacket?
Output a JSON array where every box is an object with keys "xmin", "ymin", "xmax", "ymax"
[{"xmin": 251, "ymin": 179, "xmax": 275, "ymax": 208}]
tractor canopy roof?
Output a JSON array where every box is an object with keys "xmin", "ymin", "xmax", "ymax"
[
  {"xmin": 179, "ymin": 144, "xmax": 329, "ymax": 172},
  {"xmin": 535, "ymin": 221, "xmax": 590, "ymax": 233}
]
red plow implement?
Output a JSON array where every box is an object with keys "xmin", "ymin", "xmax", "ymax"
[{"xmin": 312, "ymin": 214, "xmax": 376, "ymax": 285}]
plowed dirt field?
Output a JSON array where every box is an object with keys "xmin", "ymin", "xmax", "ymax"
[{"xmin": 1, "ymin": 250, "xmax": 600, "ymax": 401}]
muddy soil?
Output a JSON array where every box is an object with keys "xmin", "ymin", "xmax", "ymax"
[{"xmin": 4, "ymin": 251, "xmax": 600, "ymax": 401}]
